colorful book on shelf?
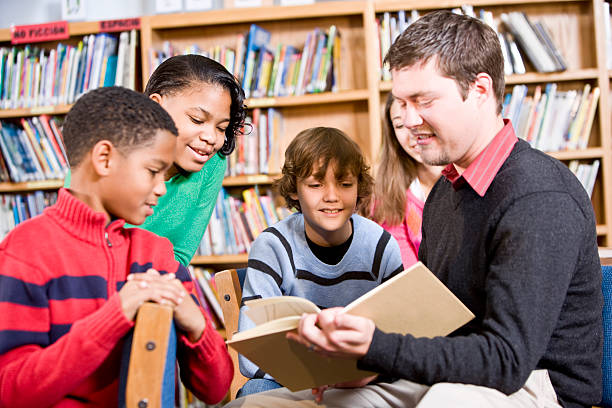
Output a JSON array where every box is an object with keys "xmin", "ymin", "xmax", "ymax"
[
  {"xmin": 566, "ymin": 83, "xmax": 592, "ymax": 150},
  {"xmin": 187, "ymin": 265, "xmax": 220, "ymax": 329},
  {"xmin": 266, "ymin": 44, "xmax": 284, "ymax": 98},
  {"xmin": 228, "ymin": 261, "xmax": 475, "ymax": 391},
  {"xmin": 306, "ymin": 30, "xmax": 327, "ymax": 94},
  {"xmin": 193, "ymin": 267, "xmax": 225, "ymax": 326},
  {"xmin": 242, "ymin": 24, "xmax": 271, "ymax": 99},
  {"xmin": 532, "ymin": 20, "xmax": 567, "ymax": 72},
  {"xmin": 0, "ymin": 124, "xmax": 24, "ymax": 182},
  {"xmin": 577, "ymin": 86, "xmax": 600, "ymax": 150},
  {"xmin": 316, "ymin": 25, "xmax": 336, "ymax": 93}
]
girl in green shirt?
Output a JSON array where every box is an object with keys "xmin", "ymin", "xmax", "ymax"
[{"xmin": 137, "ymin": 55, "xmax": 246, "ymax": 265}]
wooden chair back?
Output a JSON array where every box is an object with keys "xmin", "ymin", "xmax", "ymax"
[
  {"xmin": 119, "ymin": 302, "xmax": 176, "ymax": 408},
  {"xmin": 215, "ymin": 269, "xmax": 248, "ymax": 400}
]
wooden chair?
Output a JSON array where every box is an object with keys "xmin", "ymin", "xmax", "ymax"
[
  {"xmin": 119, "ymin": 302, "xmax": 177, "ymax": 408},
  {"xmin": 215, "ymin": 268, "xmax": 249, "ymax": 400}
]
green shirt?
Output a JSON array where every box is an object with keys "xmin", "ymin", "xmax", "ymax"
[{"xmin": 64, "ymin": 153, "xmax": 227, "ymax": 266}]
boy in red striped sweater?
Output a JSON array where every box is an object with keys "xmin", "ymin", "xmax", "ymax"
[{"xmin": 0, "ymin": 86, "xmax": 232, "ymax": 407}]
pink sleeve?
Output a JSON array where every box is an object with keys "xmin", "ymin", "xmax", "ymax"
[{"xmin": 380, "ymin": 189, "xmax": 425, "ymax": 268}]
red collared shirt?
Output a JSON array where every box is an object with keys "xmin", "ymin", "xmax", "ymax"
[{"xmin": 442, "ymin": 119, "xmax": 518, "ymax": 197}]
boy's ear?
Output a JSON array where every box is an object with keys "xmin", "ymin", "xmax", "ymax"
[
  {"xmin": 149, "ymin": 93, "xmax": 163, "ymax": 105},
  {"xmin": 289, "ymin": 193, "xmax": 298, "ymax": 201},
  {"xmin": 91, "ymin": 140, "xmax": 116, "ymax": 176}
]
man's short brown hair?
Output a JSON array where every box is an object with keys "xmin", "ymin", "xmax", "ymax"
[{"xmin": 385, "ymin": 10, "xmax": 505, "ymax": 114}]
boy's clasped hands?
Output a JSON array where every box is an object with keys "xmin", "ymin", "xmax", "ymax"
[{"xmin": 120, "ymin": 269, "xmax": 206, "ymax": 343}]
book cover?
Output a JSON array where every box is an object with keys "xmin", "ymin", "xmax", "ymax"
[
  {"xmin": 501, "ymin": 12, "xmax": 557, "ymax": 73},
  {"xmin": 228, "ymin": 261, "xmax": 474, "ymax": 391},
  {"xmin": 532, "ymin": 21, "xmax": 567, "ymax": 71},
  {"xmin": 578, "ymin": 86, "xmax": 600, "ymax": 150},
  {"xmin": 242, "ymin": 24, "xmax": 271, "ymax": 98}
]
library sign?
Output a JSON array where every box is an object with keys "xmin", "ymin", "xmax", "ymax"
[
  {"xmin": 99, "ymin": 18, "xmax": 141, "ymax": 33},
  {"xmin": 11, "ymin": 21, "xmax": 69, "ymax": 44}
]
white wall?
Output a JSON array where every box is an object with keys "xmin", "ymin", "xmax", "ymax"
[{"xmin": 0, "ymin": 0, "xmax": 148, "ymax": 29}]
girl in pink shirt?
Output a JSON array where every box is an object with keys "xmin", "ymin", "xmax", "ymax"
[{"xmin": 370, "ymin": 93, "xmax": 443, "ymax": 267}]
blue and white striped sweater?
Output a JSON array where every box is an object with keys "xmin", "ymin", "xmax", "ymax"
[{"xmin": 238, "ymin": 212, "xmax": 403, "ymax": 380}]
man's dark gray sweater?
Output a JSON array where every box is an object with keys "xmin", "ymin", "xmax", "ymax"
[{"xmin": 358, "ymin": 139, "xmax": 603, "ymax": 407}]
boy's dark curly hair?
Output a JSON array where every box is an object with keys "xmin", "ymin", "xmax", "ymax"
[{"xmin": 63, "ymin": 86, "xmax": 178, "ymax": 167}]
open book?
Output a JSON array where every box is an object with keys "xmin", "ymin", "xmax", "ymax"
[{"xmin": 227, "ymin": 261, "xmax": 474, "ymax": 391}]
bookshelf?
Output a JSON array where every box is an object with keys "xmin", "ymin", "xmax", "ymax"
[
  {"xmin": 0, "ymin": 0, "xmax": 611, "ymax": 263},
  {"xmin": 374, "ymin": 0, "xmax": 612, "ymax": 248}
]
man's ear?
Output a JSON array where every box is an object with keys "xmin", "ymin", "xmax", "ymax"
[
  {"xmin": 90, "ymin": 140, "xmax": 115, "ymax": 176},
  {"xmin": 472, "ymin": 72, "xmax": 494, "ymax": 106}
]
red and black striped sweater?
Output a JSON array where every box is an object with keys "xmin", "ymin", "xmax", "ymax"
[{"xmin": 0, "ymin": 189, "xmax": 232, "ymax": 407}]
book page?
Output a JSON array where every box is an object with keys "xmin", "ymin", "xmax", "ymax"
[
  {"xmin": 244, "ymin": 295, "xmax": 321, "ymax": 325},
  {"xmin": 229, "ymin": 315, "xmax": 301, "ymax": 341}
]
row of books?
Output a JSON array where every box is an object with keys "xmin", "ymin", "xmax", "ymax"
[
  {"xmin": 0, "ymin": 115, "xmax": 68, "ymax": 182},
  {"xmin": 197, "ymin": 186, "xmax": 293, "ymax": 257},
  {"xmin": 0, "ymin": 191, "xmax": 57, "ymax": 240},
  {"xmin": 226, "ymin": 107, "xmax": 283, "ymax": 177},
  {"xmin": 149, "ymin": 23, "xmax": 340, "ymax": 99},
  {"xmin": 502, "ymin": 83, "xmax": 600, "ymax": 153},
  {"xmin": 0, "ymin": 30, "xmax": 138, "ymax": 110},
  {"xmin": 187, "ymin": 265, "xmax": 225, "ymax": 330},
  {"xmin": 377, "ymin": 6, "xmax": 567, "ymax": 80},
  {"xmin": 569, "ymin": 159, "xmax": 599, "ymax": 199}
]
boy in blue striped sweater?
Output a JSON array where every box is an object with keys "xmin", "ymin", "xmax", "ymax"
[{"xmin": 236, "ymin": 127, "xmax": 404, "ymax": 397}]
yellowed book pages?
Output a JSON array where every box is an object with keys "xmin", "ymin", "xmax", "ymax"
[
  {"xmin": 228, "ymin": 262, "xmax": 475, "ymax": 391},
  {"xmin": 245, "ymin": 296, "xmax": 321, "ymax": 325}
]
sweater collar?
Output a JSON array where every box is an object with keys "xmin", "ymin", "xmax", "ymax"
[{"xmin": 46, "ymin": 188, "xmax": 126, "ymax": 246}]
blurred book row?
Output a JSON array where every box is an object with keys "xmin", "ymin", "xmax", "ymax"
[
  {"xmin": 377, "ymin": 6, "xmax": 570, "ymax": 80},
  {"xmin": 0, "ymin": 30, "xmax": 138, "ymax": 110},
  {"xmin": 227, "ymin": 107, "xmax": 283, "ymax": 177},
  {"xmin": 149, "ymin": 23, "xmax": 340, "ymax": 99},
  {"xmin": 502, "ymin": 83, "xmax": 599, "ymax": 153},
  {"xmin": 196, "ymin": 186, "xmax": 293, "ymax": 257},
  {"xmin": 0, "ymin": 115, "xmax": 68, "ymax": 182},
  {"xmin": 569, "ymin": 159, "xmax": 599, "ymax": 199},
  {"xmin": 0, "ymin": 190, "xmax": 57, "ymax": 240}
]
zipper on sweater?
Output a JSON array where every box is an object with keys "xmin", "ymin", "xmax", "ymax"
[{"xmin": 104, "ymin": 231, "xmax": 112, "ymax": 247}]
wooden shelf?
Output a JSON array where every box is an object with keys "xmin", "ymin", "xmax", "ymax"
[
  {"xmin": 505, "ymin": 69, "xmax": 600, "ymax": 85},
  {"xmin": 0, "ymin": 179, "xmax": 63, "ymax": 193},
  {"xmin": 246, "ymin": 89, "xmax": 369, "ymax": 109},
  {"xmin": 374, "ymin": 0, "xmax": 587, "ymax": 13},
  {"xmin": 147, "ymin": 1, "xmax": 366, "ymax": 29},
  {"xmin": 0, "ymin": 104, "xmax": 72, "ymax": 119},
  {"xmin": 223, "ymin": 174, "xmax": 280, "ymax": 186},
  {"xmin": 598, "ymin": 225, "xmax": 608, "ymax": 237},
  {"xmin": 0, "ymin": 174, "xmax": 281, "ymax": 192},
  {"xmin": 191, "ymin": 254, "xmax": 249, "ymax": 265},
  {"xmin": 548, "ymin": 147, "xmax": 604, "ymax": 161}
]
